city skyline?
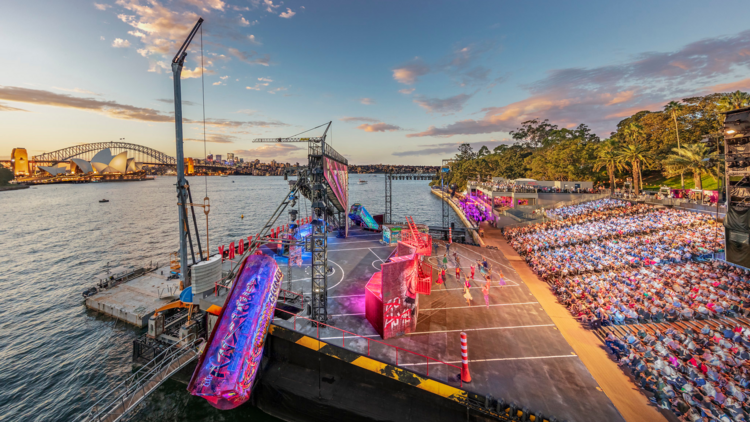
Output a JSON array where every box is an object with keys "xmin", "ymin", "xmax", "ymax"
[{"xmin": 2, "ymin": 0, "xmax": 750, "ymax": 165}]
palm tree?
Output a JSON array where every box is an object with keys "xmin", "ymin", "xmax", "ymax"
[
  {"xmin": 663, "ymin": 143, "xmax": 716, "ymax": 190},
  {"xmin": 718, "ymin": 90, "xmax": 750, "ymax": 112},
  {"xmin": 622, "ymin": 122, "xmax": 645, "ymax": 146},
  {"xmin": 664, "ymin": 101, "xmax": 685, "ymax": 189},
  {"xmin": 617, "ymin": 144, "xmax": 653, "ymax": 196},
  {"xmin": 594, "ymin": 140, "xmax": 626, "ymax": 194}
]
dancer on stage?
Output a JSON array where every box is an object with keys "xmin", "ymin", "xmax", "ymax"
[
  {"xmin": 463, "ymin": 283, "xmax": 473, "ymax": 306},
  {"xmin": 482, "ymin": 281, "xmax": 490, "ymax": 308}
]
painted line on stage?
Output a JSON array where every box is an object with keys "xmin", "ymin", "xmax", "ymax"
[
  {"xmin": 328, "ymin": 312, "xmax": 365, "ymax": 317},
  {"xmin": 407, "ymin": 324, "xmax": 555, "ymax": 335},
  {"xmin": 369, "ymin": 248, "xmax": 385, "ymax": 262},
  {"xmin": 398, "ymin": 354, "xmax": 578, "ymax": 367},
  {"xmin": 328, "ymin": 294, "xmax": 366, "ymax": 298},
  {"xmin": 328, "ymin": 240, "xmax": 385, "ymax": 245},
  {"xmin": 328, "ymin": 246, "xmax": 394, "ymax": 252},
  {"xmin": 319, "ymin": 334, "xmax": 380, "ymax": 340},
  {"xmin": 420, "ymin": 301, "xmax": 538, "ymax": 311}
]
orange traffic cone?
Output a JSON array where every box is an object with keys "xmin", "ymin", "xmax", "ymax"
[{"xmin": 460, "ymin": 332, "xmax": 471, "ymax": 383}]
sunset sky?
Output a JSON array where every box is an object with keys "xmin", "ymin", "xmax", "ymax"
[{"xmin": 2, "ymin": 0, "xmax": 750, "ymax": 165}]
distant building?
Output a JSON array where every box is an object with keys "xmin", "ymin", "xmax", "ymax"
[
  {"xmin": 36, "ymin": 147, "xmax": 142, "ymax": 177},
  {"xmin": 215, "ymin": 154, "xmax": 222, "ymax": 162},
  {"xmin": 239, "ymin": 158, "xmax": 244, "ymax": 163},
  {"xmin": 10, "ymin": 148, "xmax": 30, "ymax": 176},
  {"xmin": 206, "ymin": 154, "xmax": 213, "ymax": 162},
  {"xmin": 227, "ymin": 152, "xmax": 235, "ymax": 161}
]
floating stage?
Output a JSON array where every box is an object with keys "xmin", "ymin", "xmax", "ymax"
[{"xmin": 217, "ymin": 225, "xmax": 625, "ymax": 422}]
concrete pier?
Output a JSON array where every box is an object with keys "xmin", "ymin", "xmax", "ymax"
[{"xmin": 85, "ymin": 265, "xmax": 181, "ymax": 327}]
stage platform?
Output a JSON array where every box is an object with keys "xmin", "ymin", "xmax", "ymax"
[{"xmin": 263, "ymin": 226, "xmax": 623, "ymax": 422}]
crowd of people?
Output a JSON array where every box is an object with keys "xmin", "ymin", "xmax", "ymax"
[
  {"xmin": 509, "ymin": 198, "xmax": 747, "ymax": 420},
  {"xmin": 469, "ymin": 180, "xmax": 603, "ymax": 194},
  {"xmin": 506, "ymin": 208, "xmax": 715, "ymax": 254}
]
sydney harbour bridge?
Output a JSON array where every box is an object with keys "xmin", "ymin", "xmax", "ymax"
[{"xmin": 10, "ymin": 141, "xmax": 229, "ymax": 170}]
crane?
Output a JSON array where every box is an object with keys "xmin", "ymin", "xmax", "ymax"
[{"xmin": 171, "ymin": 17, "xmax": 205, "ymax": 289}]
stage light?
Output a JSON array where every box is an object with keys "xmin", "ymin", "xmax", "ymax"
[{"xmin": 727, "ymin": 129, "xmax": 737, "ymax": 134}]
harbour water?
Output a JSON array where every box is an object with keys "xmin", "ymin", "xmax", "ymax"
[{"xmin": 0, "ymin": 174, "xmax": 462, "ymax": 422}]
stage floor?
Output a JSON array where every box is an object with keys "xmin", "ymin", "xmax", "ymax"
[{"xmin": 268, "ymin": 226, "xmax": 623, "ymax": 422}]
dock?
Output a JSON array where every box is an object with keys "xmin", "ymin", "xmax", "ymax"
[{"xmin": 85, "ymin": 265, "xmax": 181, "ymax": 327}]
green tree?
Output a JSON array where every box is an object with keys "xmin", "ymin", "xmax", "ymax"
[
  {"xmin": 0, "ymin": 167, "xmax": 13, "ymax": 186},
  {"xmin": 456, "ymin": 143, "xmax": 476, "ymax": 161},
  {"xmin": 663, "ymin": 143, "xmax": 716, "ymax": 190},
  {"xmin": 594, "ymin": 140, "xmax": 626, "ymax": 194},
  {"xmin": 617, "ymin": 144, "xmax": 653, "ymax": 195},
  {"xmin": 477, "ymin": 145, "xmax": 490, "ymax": 158},
  {"xmin": 718, "ymin": 90, "xmax": 750, "ymax": 112},
  {"xmin": 664, "ymin": 101, "xmax": 685, "ymax": 188}
]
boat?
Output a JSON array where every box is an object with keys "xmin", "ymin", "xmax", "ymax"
[
  {"xmin": 358, "ymin": 179, "xmax": 367, "ymax": 184},
  {"xmin": 188, "ymin": 254, "xmax": 283, "ymax": 409},
  {"xmin": 99, "ymin": 199, "xmax": 109, "ymax": 203},
  {"xmin": 220, "ymin": 174, "xmax": 228, "ymax": 177}
]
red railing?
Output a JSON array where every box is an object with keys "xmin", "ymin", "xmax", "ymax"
[{"xmin": 273, "ymin": 306, "xmax": 463, "ymax": 387}]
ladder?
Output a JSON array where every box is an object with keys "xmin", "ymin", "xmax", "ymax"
[{"xmin": 405, "ymin": 216, "xmax": 427, "ymax": 249}]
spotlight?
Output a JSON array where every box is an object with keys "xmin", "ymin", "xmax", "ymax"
[{"xmin": 727, "ymin": 129, "xmax": 737, "ymax": 134}]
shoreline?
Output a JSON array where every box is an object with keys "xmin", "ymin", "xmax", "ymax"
[{"xmin": 0, "ymin": 185, "xmax": 30, "ymax": 192}]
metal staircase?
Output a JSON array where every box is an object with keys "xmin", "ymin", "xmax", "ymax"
[{"xmin": 79, "ymin": 337, "xmax": 203, "ymax": 422}]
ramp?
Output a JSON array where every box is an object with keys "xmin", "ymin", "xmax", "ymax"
[{"xmin": 348, "ymin": 203, "xmax": 380, "ymax": 230}]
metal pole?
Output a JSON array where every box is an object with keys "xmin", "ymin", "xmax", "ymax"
[{"xmin": 172, "ymin": 60, "xmax": 190, "ymax": 288}]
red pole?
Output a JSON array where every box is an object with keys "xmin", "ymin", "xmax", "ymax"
[{"xmin": 460, "ymin": 332, "xmax": 471, "ymax": 383}]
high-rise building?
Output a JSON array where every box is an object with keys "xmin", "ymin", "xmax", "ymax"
[
  {"xmin": 227, "ymin": 152, "xmax": 235, "ymax": 161},
  {"xmin": 206, "ymin": 154, "xmax": 213, "ymax": 162},
  {"xmin": 239, "ymin": 158, "xmax": 244, "ymax": 163},
  {"xmin": 215, "ymin": 154, "xmax": 222, "ymax": 162}
]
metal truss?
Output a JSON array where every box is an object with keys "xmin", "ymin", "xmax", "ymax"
[
  {"xmin": 308, "ymin": 142, "xmax": 329, "ymax": 323},
  {"xmin": 385, "ymin": 171, "xmax": 392, "ymax": 225},
  {"xmin": 32, "ymin": 142, "xmax": 178, "ymax": 165}
]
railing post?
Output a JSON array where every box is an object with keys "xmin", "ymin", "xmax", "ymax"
[
  {"xmin": 396, "ymin": 348, "xmax": 398, "ymax": 366},
  {"xmin": 294, "ymin": 315, "xmax": 297, "ymax": 330},
  {"xmin": 426, "ymin": 357, "xmax": 429, "ymax": 376},
  {"xmin": 343, "ymin": 331, "xmax": 345, "ymax": 347},
  {"xmin": 367, "ymin": 340, "xmax": 370, "ymax": 356}
]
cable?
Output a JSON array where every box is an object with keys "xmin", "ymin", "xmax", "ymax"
[
  {"xmin": 286, "ymin": 122, "xmax": 329, "ymax": 139},
  {"xmin": 201, "ymin": 25, "xmax": 207, "ymax": 196}
]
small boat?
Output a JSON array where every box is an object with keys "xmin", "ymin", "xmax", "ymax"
[
  {"xmin": 99, "ymin": 199, "xmax": 109, "ymax": 203},
  {"xmin": 358, "ymin": 179, "xmax": 367, "ymax": 184},
  {"xmin": 220, "ymin": 174, "xmax": 228, "ymax": 177}
]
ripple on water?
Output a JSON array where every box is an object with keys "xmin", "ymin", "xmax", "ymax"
[{"xmin": 0, "ymin": 175, "xmax": 462, "ymax": 421}]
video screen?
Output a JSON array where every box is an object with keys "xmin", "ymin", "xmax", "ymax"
[{"xmin": 324, "ymin": 156, "xmax": 348, "ymax": 211}]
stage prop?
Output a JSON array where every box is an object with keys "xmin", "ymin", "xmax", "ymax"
[
  {"xmin": 348, "ymin": 203, "xmax": 380, "ymax": 231},
  {"xmin": 187, "ymin": 255, "xmax": 283, "ymax": 409},
  {"xmin": 365, "ymin": 242, "xmax": 419, "ymax": 339}
]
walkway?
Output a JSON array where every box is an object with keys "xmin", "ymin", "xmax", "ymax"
[{"xmin": 478, "ymin": 221, "xmax": 669, "ymax": 422}]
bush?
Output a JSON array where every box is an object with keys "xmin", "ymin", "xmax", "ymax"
[{"xmin": 0, "ymin": 167, "xmax": 14, "ymax": 186}]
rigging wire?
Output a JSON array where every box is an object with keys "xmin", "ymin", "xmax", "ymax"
[
  {"xmin": 200, "ymin": 25, "xmax": 207, "ymax": 196},
  {"xmin": 286, "ymin": 122, "xmax": 329, "ymax": 139}
]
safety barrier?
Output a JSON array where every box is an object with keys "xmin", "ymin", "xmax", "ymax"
[{"xmin": 273, "ymin": 307, "xmax": 464, "ymax": 386}]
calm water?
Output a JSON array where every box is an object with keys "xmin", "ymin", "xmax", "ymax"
[{"xmin": 0, "ymin": 174, "xmax": 461, "ymax": 422}]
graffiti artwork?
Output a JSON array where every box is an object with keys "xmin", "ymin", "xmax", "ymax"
[{"xmin": 187, "ymin": 255, "xmax": 283, "ymax": 409}]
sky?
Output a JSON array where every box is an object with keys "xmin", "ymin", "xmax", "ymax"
[{"xmin": 2, "ymin": 0, "xmax": 750, "ymax": 165}]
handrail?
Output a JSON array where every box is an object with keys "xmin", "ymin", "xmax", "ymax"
[
  {"xmin": 273, "ymin": 307, "xmax": 463, "ymax": 387},
  {"xmin": 80, "ymin": 337, "xmax": 203, "ymax": 422}
]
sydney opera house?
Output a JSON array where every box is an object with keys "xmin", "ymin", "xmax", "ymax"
[{"xmin": 37, "ymin": 148, "xmax": 142, "ymax": 176}]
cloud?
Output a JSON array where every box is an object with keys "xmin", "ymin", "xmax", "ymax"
[
  {"xmin": 339, "ymin": 116, "xmax": 379, "ymax": 123},
  {"xmin": 398, "ymin": 88, "xmax": 415, "ymax": 95},
  {"xmin": 94, "ymin": 2, "xmax": 111, "ymax": 10},
  {"xmin": 53, "ymin": 87, "xmax": 100, "ymax": 95},
  {"xmin": 200, "ymin": 118, "xmax": 289, "ymax": 128},
  {"xmin": 220, "ymin": 75, "xmax": 229, "ymax": 80},
  {"xmin": 247, "ymin": 34, "xmax": 261, "ymax": 45},
  {"xmin": 263, "ymin": 0, "xmax": 280, "ymax": 12},
  {"xmin": 228, "ymin": 48, "xmax": 270, "ymax": 66},
  {"xmin": 0, "ymin": 86, "xmax": 173, "ymax": 122},
  {"xmin": 393, "ymin": 139, "xmax": 509, "ymax": 157},
  {"xmin": 100, "ymin": 36, "xmax": 105, "ymax": 41},
  {"xmin": 392, "ymin": 58, "xmax": 430, "ymax": 85},
  {"xmin": 359, "ymin": 97, "xmax": 375, "ymax": 105},
  {"xmin": 185, "ymin": 134, "xmax": 236, "ymax": 143},
  {"xmin": 181, "ymin": 66, "xmax": 216, "ymax": 79},
  {"xmin": 237, "ymin": 109, "xmax": 257, "ymax": 115},
  {"xmin": 408, "ymin": 29, "xmax": 750, "ymax": 137},
  {"xmin": 212, "ymin": 81, "xmax": 222, "ymax": 85},
  {"xmin": 0, "ymin": 102, "xmax": 28, "ymax": 112},
  {"xmin": 357, "ymin": 122, "xmax": 403, "ymax": 132},
  {"xmin": 413, "ymin": 93, "xmax": 472, "ymax": 114},
  {"xmin": 279, "ymin": 7, "xmax": 295, "ymax": 18},
  {"xmin": 156, "ymin": 98, "xmax": 196, "ymax": 106},
  {"xmin": 246, "ymin": 82, "xmax": 270, "ymax": 90},
  {"xmin": 268, "ymin": 87, "xmax": 287, "ymax": 94},
  {"xmin": 258, "ymin": 77, "xmax": 273, "ymax": 82},
  {"xmin": 234, "ymin": 143, "xmax": 301, "ymax": 158},
  {"xmin": 112, "ymin": 38, "xmax": 131, "ymax": 48},
  {"xmin": 701, "ymin": 77, "xmax": 750, "ymax": 93}
]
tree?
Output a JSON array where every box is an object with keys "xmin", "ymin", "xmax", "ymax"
[
  {"xmin": 718, "ymin": 90, "xmax": 750, "ymax": 112},
  {"xmin": 477, "ymin": 145, "xmax": 490, "ymax": 157},
  {"xmin": 617, "ymin": 144, "xmax": 653, "ymax": 195},
  {"xmin": 594, "ymin": 140, "xmax": 626, "ymax": 194},
  {"xmin": 509, "ymin": 119, "xmax": 559, "ymax": 148},
  {"xmin": 663, "ymin": 143, "xmax": 716, "ymax": 190},
  {"xmin": 456, "ymin": 143, "xmax": 476, "ymax": 161},
  {"xmin": 664, "ymin": 101, "xmax": 685, "ymax": 188}
]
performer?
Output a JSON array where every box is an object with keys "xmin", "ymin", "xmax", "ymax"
[
  {"xmin": 482, "ymin": 281, "xmax": 490, "ymax": 308},
  {"xmin": 463, "ymin": 283, "xmax": 473, "ymax": 306},
  {"xmin": 455, "ymin": 266, "xmax": 461, "ymax": 281},
  {"xmin": 498, "ymin": 270, "xmax": 506, "ymax": 286},
  {"xmin": 441, "ymin": 268, "xmax": 447, "ymax": 285},
  {"xmin": 470, "ymin": 265, "xmax": 475, "ymax": 280},
  {"xmin": 442, "ymin": 254, "xmax": 448, "ymax": 270}
]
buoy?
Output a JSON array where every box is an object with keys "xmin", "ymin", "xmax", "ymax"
[{"xmin": 241, "ymin": 214, "xmax": 244, "ymax": 219}]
